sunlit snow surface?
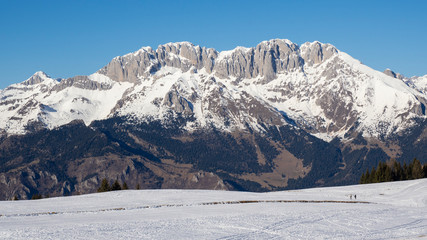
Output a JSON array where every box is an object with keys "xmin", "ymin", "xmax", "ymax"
[{"xmin": 1, "ymin": 179, "xmax": 426, "ymax": 239}]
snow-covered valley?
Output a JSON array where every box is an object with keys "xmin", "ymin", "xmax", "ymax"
[{"xmin": 1, "ymin": 179, "xmax": 426, "ymax": 239}]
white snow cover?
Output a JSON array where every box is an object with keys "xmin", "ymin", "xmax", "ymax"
[
  {"xmin": 88, "ymin": 72, "xmax": 115, "ymax": 85},
  {"xmin": 39, "ymin": 83, "xmax": 132, "ymax": 128},
  {"xmin": 124, "ymin": 46, "xmax": 153, "ymax": 58},
  {"xmin": 406, "ymin": 74, "xmax": 427, "ymax": 95},
  {"xmin": 0, "ymin": 72, "xmax": 132, "ymax": 134},
  {"xmin": 216, "ymin": 46, "xmax": 252, "ymax": 62},
  {"xmin": 0, "ymin": 179, "xmax": 426, "ymax": 239}
]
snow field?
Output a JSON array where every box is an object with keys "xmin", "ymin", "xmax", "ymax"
[{"xmin": 0, "ymin": 179, "xmax": 426, "ymax": 239}]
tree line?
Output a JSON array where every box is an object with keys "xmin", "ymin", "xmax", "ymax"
[
  {"xmin": 97, "ymin": 178, "xmax": 130, "ymax": 192},
  {"xmin": 360, "ymin": 158, "xmax": 427, "ymax": 184}
]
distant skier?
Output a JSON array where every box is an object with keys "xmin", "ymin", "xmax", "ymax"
[{"xmin": 354, "ymin": 195, "xmax": 357, "ymax": 200}]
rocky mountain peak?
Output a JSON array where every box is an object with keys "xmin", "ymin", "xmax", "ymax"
[
  {"xmin": 97, "ymin": 39, "xmax": 342, "ymax": 84},
  {"xmin": 214, "ymin": 38, "xmax": 306, "ymax": 81},
  {"xmin": 383, "ymin": 68, "xmax": 405, "ymax": 80},
  {"xmin": 22, "ymin": 71, "xmax": 55, "ymax": 85},
  {"xmin": 300, "ymin": 41, "xmax": 338, "ymax": 66}
]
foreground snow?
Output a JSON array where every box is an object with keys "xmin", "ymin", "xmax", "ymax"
[{"xmin": 1, "ymin": 179, "xmax": 426, "ymax": 239}]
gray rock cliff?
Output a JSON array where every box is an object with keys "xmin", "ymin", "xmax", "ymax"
[{"xmin": 98, "ymin": 39, "xmax": 338, "ymax": 83}]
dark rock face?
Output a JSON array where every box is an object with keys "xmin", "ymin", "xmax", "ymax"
[
  {"xmin": 3, "ymin": 114, "xmax": 418, "ymax": 201},
  {"xmin": 0, "ymin": 117, "xmax": 346, "ymax": 200},
  {"xmin": 0, "ymin": 119, "xmax": 230, "ymax": 200}
]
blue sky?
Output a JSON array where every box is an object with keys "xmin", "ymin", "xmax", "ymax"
[{"xmin": 1, "ymin": 0, "xmax": 426, "ymax": 89}]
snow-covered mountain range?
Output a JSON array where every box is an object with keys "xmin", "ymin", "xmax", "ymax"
[
  {"xmin": 1, "ymin": 39, "xmax": 427, "ymax": 200},
  {"xmin": 1, "ymin": 39, "xmax": 426, "ymax": 141}
]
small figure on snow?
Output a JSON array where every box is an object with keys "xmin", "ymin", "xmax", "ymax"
[
  {"xmin": 354, "ymin": 195, "xmax": 357, "ymax": 200},
  {"xmin": 350, "ymin": 195, "xmax": 352, "ymax": 200}
]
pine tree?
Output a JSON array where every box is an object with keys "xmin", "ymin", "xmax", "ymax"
[
  {"xmin": 360, "ymin": 171, "xmax": 366, "ymax": 184},
  {"xmin": 403, "ymin": 162, "xmax": 409, "ymax": 180},
  {"xmin": 122, "ymin": 182, "xmax": 129, "ymax": 190},
  {"xmin": 364, "ymin": 169, "xmax": 370, "ymax": 183},
  {"xmin": 411, "ymin": 158, "xmax": 424, "ymax": 179},
  {"xmin": 391, "ymin": 161, "xmax": 403, "ymax": 181},
  {"xmin": 97, "ymin": 178, "xmax": 111, "ymax": 192},
  {"xmin": 375, "ymin": 162, "xmax": 383, "ymax": 182},
  {"xmin": 31, "ymin": 193, "xmax": 42, "ymax": 200},
  {"xmin": 369, "ymin": 167, "xmax": 377, "ymax": 183},
  {"xmin": 360, "ymin": 169, "xmax": 371, "ymax": 184},
  {"xmin": 384, "ymin": 165, "xmax": 392, "ymax": 182},
  {"xmin": 408, "ymin": 160, "xmax": 414, "ymax": 179},
  {"xmin": 111, "ymin": 179, "xmax": 122, "ymax": 191},
  {"xmin": 375, "ymin": 162, "xmax": 388, "ymax": 182}
]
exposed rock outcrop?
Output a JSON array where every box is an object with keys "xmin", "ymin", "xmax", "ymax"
[
  {"xmin": 23, "ymin": 71, "xmax": 52, "ymax": 85},
  {"xmin": 383, "ymin": 68, "xmax": 404, "ymax": 80},
  {"xmin": 52, "ymin": 76, "xmax": 112, "ymax": 91},
  {"xmin": 98, "ymin": 39, "xmax": 337, "ymax": 84}
]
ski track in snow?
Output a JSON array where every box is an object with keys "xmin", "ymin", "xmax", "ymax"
[{"xmin": 1, "ymin": 179, "xmax": 427, "ymax": 239}]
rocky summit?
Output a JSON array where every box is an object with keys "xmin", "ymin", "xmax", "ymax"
[{"xmin": 1, "ymin": 39, "xmax": 426, "ymax": 200}]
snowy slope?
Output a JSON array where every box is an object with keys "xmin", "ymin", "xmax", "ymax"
[
  {"xmin": 406, "ymin": 74, "xmax": 427, "ymax": 95},
  {"xmin": 0, "ymin": 73, "xmax": 132, "ymax": 134},
  {"xmin": 0, "ymin": 179, "xmax": 426, "ymax": 239},
  {"xmin": 239, "ymin": 50, "xmax": 425, "ymax": 140}
]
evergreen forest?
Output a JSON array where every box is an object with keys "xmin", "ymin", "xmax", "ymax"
[{"xmin": 360, "ymin": 158, "xmax": 427, "ymax": 184}]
